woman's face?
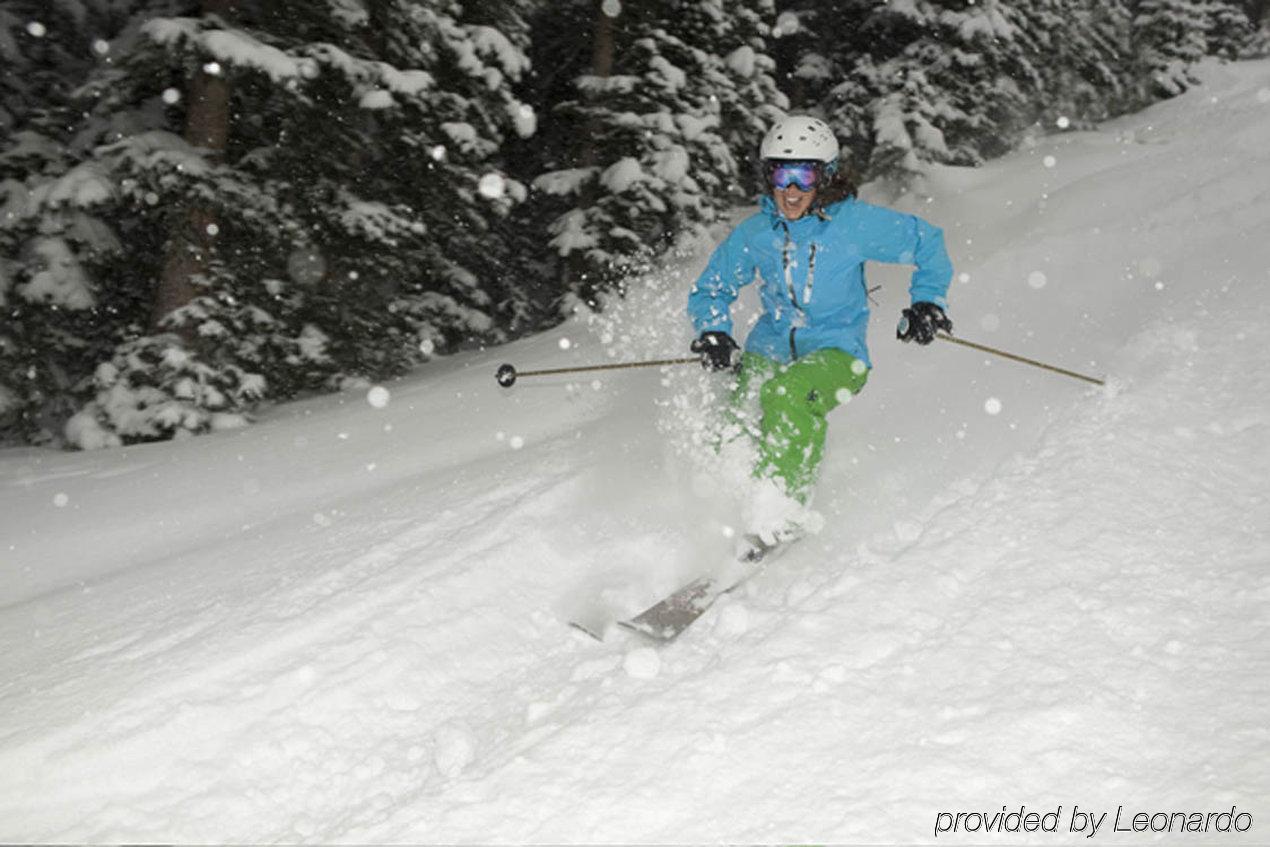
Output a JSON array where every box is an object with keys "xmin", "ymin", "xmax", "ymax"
[
  {"xmin": 774, "ymin": 183, "xmax": 817, "ymax": 220},
  {"xmin": 767, "ymin": 160, "xmax": 821, "ymax": 220}
]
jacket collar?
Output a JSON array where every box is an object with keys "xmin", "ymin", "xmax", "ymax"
[{"xmin": 759, "ymin": 194, "xmax": 848, "ymax": 229}]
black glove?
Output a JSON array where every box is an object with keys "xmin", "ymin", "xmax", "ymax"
[
  {"xmin": 690, "ymin": 331, "xmax": 740, "ymax": 372},
  {"xmin": 896, "ymin": 301, "xmax": 952, "ymax": 345}
]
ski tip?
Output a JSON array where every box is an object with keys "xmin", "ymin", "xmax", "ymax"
[{"xmin": 568, "ymin": 620, "xmax": 607, "ymax": 641}]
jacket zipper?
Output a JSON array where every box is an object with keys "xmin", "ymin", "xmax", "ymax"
[
  {"xmin": 781, "ymin": 223, "xmax": 809, "ymax": 360},
  {"xmin": 803, "ymin": 243, "xmax": 817, "ymax": 304},
  {"xmin": 781, "ymin": 225, "xmax": 798, "ymax": 309}
]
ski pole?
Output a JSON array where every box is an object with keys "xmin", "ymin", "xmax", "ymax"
[
  {"xmin": 935, "ymin": 332, "xmax": 1105, "ymax": 386},
  {"xmin": 495, "ymin": 356, "xmax": 700, "ymax": 388}
]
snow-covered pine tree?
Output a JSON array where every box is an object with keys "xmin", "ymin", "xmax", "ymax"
[
  {"xmin": 1007, "ymin": 0, "xmax": 1136, "ymax": 128},
  {"xmin": 0, "ymin": 1, "xmax": 152, "ymax": 444},
  {"xmin": 777, "ymin": 0, "xmax": 1270, "ymax": 185},
  {"xmin": 692, "ymin": 0, "xmax": 789, "ymax": 198},
  {"xmin": 1130, "ymin": 0, "xmax": 1212, "ymax": 95},
  {"xmin": 5, "ymin": 0, "xmax": 538, "ymax": 447},
  {"xmin": 1240, "ymin": 0, "xmax": 1270, "ymax": 53},
  {"xmin": 1203, "ymin": 0, "xmax": 1258, "ymax": 57},
  {"xmin": 825, "ymin": 0, "xmax": 1042, "ymax": 182},
  {"xmin": 530, "ymin": 0, "xmax": 785, "ymax": 307},
  {"xmin": 763, "ymin": 2, "xmax": 844, "ymax": 106}
]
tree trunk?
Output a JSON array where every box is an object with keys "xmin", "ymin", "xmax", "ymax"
[
  {"xmin": 564, "ymin": 0, "xmax": 617, "ymax": 299},
  {"xmin": 581, "ymin": 0, "xmax": 615, "ymax": 171},
  {"xmin": 151, "ymin": 0, "xmax": 237, "ymax": 333},
  {"xmin": 591, "ymin": 0, "xmax": 615, "ymax": 80}
]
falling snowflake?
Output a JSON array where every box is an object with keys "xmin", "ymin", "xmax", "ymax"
[
  {"xmin": 418, "ymin": 338, "xmax": 436, "ymax": 356},
  {"xmin": 162, "ymin": 88, "xmax": 181, "ymax": 104},
  {"xmin": 1257, "ymin": 88, "xmax": 1270, "ymax": 105},
  {"xmin": 984, "ymin": 397, "xmax": 1003, "ymax": 416},
  {"xmin": 1043, "ymin": 155, "xmax": 1057, "ymax": 168},
  {"xmin": 958, "ymin": 272, "xmax": 971, "ymax": 284},
  {"xmin": 92, "ymin": 39, "xmax": 110, "ymax": 56},
  {"xmin": 558, "ymin": 338, "xmax": 571, "ymax": 350},
  {"xmin": 203, "ymin": 61, "xmax": 222, "ymax": 76},
  {"xmin": 366, "ymin": 386, "xmax": 390, "ymax": 408},
  {"xmin": 1027, "ymin": 271, "xmax": 1048, "ymax": 289},
  {"xmin": 206, "ymin": 223, "xmax": 220, "ymax": 237},
  {"xmin": 144, "ymin": 192, "xmax": 159, "ymax": 205},
  {"xmin": 601, "ymin": 0, "xmax": 622, "ymax": 17},
  {"xmin": 26, "ymin": 21, "xmax": 46, "ymax": 37},
  {"xmin": 53, "ymin": 493, "xmax": 69, "ymax": 508},
  {"xmin": 509, "ymin": 435, "xmax": 525, "ymax": 450},
  {"xmin": 1056, "ymin": 116, "xmax": 1070, "ymax": 129},
  {"xmin": 287, "ymin": 248, "xmax": 326, "ymax": 286},
  {"xmin": 850, "ymin": 359, "xmax": 867, "ymax": 375},
  {"xmin": 430, "ymin": 145, "xmax": 446, "ymax": 161}
]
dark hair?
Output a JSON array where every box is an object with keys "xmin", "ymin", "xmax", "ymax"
[{"xmin": 814, "ymin": 158, "xmax": 859, "ymax": 210}]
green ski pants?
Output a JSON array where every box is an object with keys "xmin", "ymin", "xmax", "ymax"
[{"xmin": 728, "ymin": 348, "xmax": 869, "ymax": 501}]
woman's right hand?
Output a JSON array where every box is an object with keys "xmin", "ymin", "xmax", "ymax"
[{"xmin": 690, "ymin": 331, "xmax": 740, "ymax": 371}]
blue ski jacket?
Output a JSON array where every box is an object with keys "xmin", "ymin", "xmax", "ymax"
[{"xmin": 687, "ymin": 195, "xmax": 953, "ymax": 368}]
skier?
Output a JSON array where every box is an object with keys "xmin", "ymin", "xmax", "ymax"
[{"xmin": 687, "ymin": 115, "xmax": 954, "ymax": 547}]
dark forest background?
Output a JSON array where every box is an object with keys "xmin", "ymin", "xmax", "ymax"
[{"xmin": 2, "ymin": 0, "xmax": 1266, "ymax": 448}]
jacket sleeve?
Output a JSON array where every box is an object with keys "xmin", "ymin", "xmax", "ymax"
[
  {"xmin": 853, "ymin": 202, "xmax": 954, "ymax": 310},
  {"xmin": 687, "ymin": 223, "xmax": 756, "ymax": 336}
]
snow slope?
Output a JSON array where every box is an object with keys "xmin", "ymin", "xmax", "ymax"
[{"xmin": 2, "ymin": 59, "xmax": 1268, "ymax": 842}]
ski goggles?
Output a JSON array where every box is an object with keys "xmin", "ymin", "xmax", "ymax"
[{"xmin": 767, "ymin": 161, "xmax": 821, "ymax": 191}]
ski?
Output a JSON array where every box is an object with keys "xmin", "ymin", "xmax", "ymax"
[
  {"xmin": 615, "ymin": 535, "xmax": 792, "ymax": 642},
  {"xmin": 618, "ymin": 574, "xmax": 722, "ymax": 641}
]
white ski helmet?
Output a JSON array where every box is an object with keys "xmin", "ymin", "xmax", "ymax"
[{"xmin": 760, "ymin": 115, "xmax": 840, "ymax": 169}]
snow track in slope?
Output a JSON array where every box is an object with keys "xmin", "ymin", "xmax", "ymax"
[{"xmin": 351, "ymin": 297, "xmax": 1269, "ymax": 843}]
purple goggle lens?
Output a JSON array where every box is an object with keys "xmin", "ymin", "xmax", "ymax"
[{"xmin": 769, "ymin": 161, "xmax": 820, "ymax": 191}]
